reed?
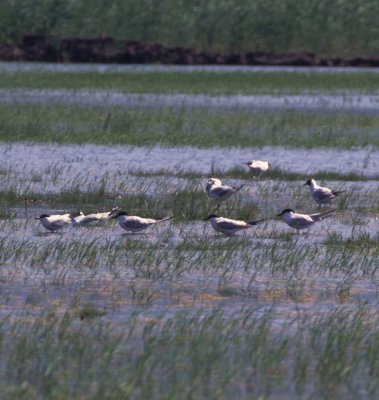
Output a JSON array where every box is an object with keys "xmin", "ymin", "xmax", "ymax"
[{"xmin": 1, "ymin": 0, "xmax": 378, "ymax": 56}]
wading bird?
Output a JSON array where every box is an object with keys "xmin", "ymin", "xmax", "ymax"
[
  {"xmin": 276, "ymin": 208, "xmax": 336, "ymax": 231},
  {"xmin": 35, "ymin": 213, "xmax": 74, "ymax": 232},
  {"xmin": 112, "ymin": 211, "xmax": 173, "ymax": 234},
  {"xmin": 203, "ymin": 214, "xmax": 265, "ymax": 236},
  {"xmin": 71, "ymin": 207, "xmax": 121, "ymax": 226},
  {"xmin": 206, "ymin": 178, "xmax": 245, "ymax": 201},
  {"xmin": 304, "ymin": 178, "xmax": 345, "ymax": 206},
  {"xmin": 244, "ymin": 160, "xmax": 271, "ymax": 176}
]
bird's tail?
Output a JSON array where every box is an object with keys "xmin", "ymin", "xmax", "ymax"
[
  {"xmin": 247, "ymin": 218, "xmax": 265, "ymax": 226},
  {"xmin": 313, "ymin": 209, "xmax": 337, "ymax": 221},
  {"xmin": 332, "ymin": 190, "xmax": 345, "ymax": 196},
  {"xmin": 155, "ymin": 216, "xmax": 174, "ymax": 224}
]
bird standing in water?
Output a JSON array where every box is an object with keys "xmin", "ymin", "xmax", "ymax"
[
  {"xmin": 206, "ymin": 178, "xmax": 245, "ymax": 201},
  {"xmin": 304, "ymin": 178, "xmax": 345, "ymax": 206},
  {"xmin": 276, "ymin": 208, "xmax": 336, "ymax": 231},
  {"xmin": 203, "ymin": 214, "xmax": 265, "ymax": 236},
  {"xmin": 112, "ymin": 211, "xmax": 173, "ymax": 234}
]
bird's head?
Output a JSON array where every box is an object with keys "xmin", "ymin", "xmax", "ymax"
[
  {"xmin": 304, "ymin": 178, "xmax": 315, "ymax": 186},
  {"xmin": 35, "ymin": 214, "xmax": 50, "ymax": 220},
  {"xmin": 276, "ymin": 209, "xmax": 294, "ymax": 217},
  {"xmin": 207, "ymin": 177, "xmax": 221, "ymax": 186},
  {"xmin": 111, "ymin": 211, "xmax": 128, "ymax": 219}
]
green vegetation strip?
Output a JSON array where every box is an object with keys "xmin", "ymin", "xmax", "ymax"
[
  {"xmin": 1, "ymin": 104, "xmax": 379, "ymax": 148},
  {"xmin": 131, "ymin": 167, "xmax": 379, "ymax": 182},
  {"xmin": 1, "ymin": 71, "xmax": 379, "ymax": 94}
]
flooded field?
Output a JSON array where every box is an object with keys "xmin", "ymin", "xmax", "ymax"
[
  {"xmin": 2, "ymin": 61, "xmax": 379, "ymax": 74},
  {"xmin": 2, "ymin": 89, "xmax": 379, "ymax": 112},
  {"xmin": 0, "ymin": 64, "xmax": 379, "ymax": 399},
  {"xmin": 1, "ymin": 142, "xmax": 378, "ymax": 182}
]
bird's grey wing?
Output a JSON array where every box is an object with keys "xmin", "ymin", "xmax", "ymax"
[
  {"xmin": 217, "ymin": 220, "xmax": 246, "ymax": 230},
  {"xmin": 249, "ymin": 167, "xmax": 261, "ymax": 174},
  {"xmin": 289, "ymin": 215, "xmax": 314, "ymax": 228},
  {"xmin": 50, "ymin": 220, "xmax": 66, "ymax": 229},
  {"xmin": 210, "ymin": 186, "xmax": 233, "ymax": 197},
  {"xmin": 314, "ymin": 187, "xmax": 334, "ymax": 201},
  {"xmin": 122, "ymin": 219, "xmax": 148, "ymax": 230}
]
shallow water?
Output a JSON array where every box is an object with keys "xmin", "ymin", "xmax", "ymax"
[
  {"xmin": 1, "ymin": 89, "xmax": 379, "ymax": 112},
  {"xmin": 1, "ymin": 62, "xmax": 379, "ymax": 399},
  {"xmin": 1, "ymin": 143, "xmax": 378, "ymax": 188},
  {"xmin": 2, "ymin": 61, "xmax": 379, "ymax": 74},
  {"xmin": 1, "ymin": 214, "xmax": 378, "ymax": 322},
  {"xmin": 1, "ymin": 64, "xmax": 379, "ymax": 329}
]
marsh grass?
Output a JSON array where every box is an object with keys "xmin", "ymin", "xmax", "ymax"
[
  {"xmin": 324, "ymin": 231, "xmax": 379, "ymax": 252},
  {"xmin": 1, "ymin": 225, "xmax": 378, "ymax": 282},
  {"xmin": 1, "ymin": 173, "xmax": 377, "ymax": 224},
  {"xmin": 0, "ymin": 306, "xmax": 378, "ymax": 400},
  {"xmin": 0, "ymin": 181, "xmax": 261, "ymax": 222},
  {"xmin": 1, "ymin": 205, "xmax": 379, "ymax": 398},
  {"xmin": 131, "ymin": 166, "xmax": 379, "ymax": 182},
  {"xmin": 1, "ymin": 103, "xmax": 379, "ymax": 148},
  {"xmin": 1, "ymin": 64, "xmax": 379, "ymax": 399}
]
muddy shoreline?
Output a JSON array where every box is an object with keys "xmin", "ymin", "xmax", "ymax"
[{"xmin": 1, "ymin": 34, "xmax": 379, "ymax": 67}]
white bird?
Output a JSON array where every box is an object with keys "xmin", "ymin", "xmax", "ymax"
[
  {"xmin": 35, "ymin": 213, "xmax": 73, "ymax": 232},
  {"xmin": 276, "ymin": 208, "xmax": 336, "ymax": 231},
  {"xmin": 203, "ymin": 214, "xmax": 265, "ymax": 236},
  {"xmin": 112, "ymin": 211, "xmax": 173, "ymax": 233},
  {"xmin": 71, "ymin": 207, "xmax": 121, "ymax": 226},
  {"xmin": 244, "ymin": 160, "xmax": 271, "ymax": 176},
  {"xmin": 305, "ymin": 178, "xmax": 345, "ymax": 205},
  {"xmin": 206, "ymin": 178, "xmax": 244, "ymax": 201}
]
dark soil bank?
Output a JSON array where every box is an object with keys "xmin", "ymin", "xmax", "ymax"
[{"xmin": 1, "ymin": 34, "xmax": 379, "ymax": 67}]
